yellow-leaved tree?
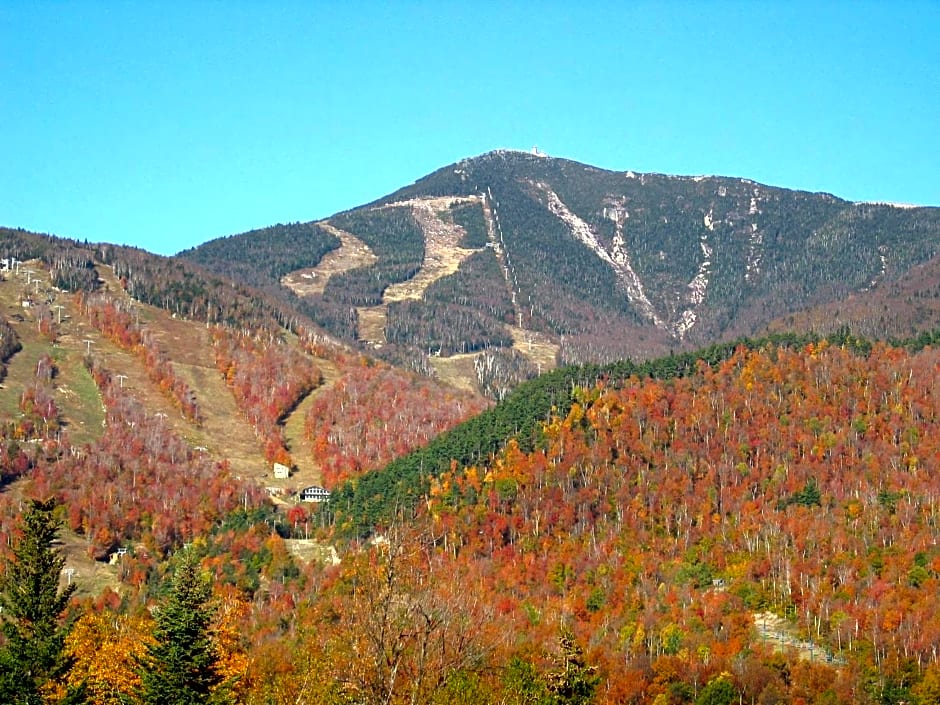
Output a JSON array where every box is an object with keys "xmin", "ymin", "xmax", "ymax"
[{"xmin": 65, "ymin": 611, "xmax": 151, "ymax": 704}]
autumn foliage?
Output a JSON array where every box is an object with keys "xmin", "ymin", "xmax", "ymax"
[
  {"xmin": 303, "ymin": 361, "xmax": 489, "ymax": 486},
  {"xmin": 79, "ymin": 292, "xmax": 202, "ymax": 422},
  {"xmin": 213, "ymin": 328, "xmax": 322, "ymax": 466},
  {"xmin": 2, "ymin": 270, "xmax": 940, "ymax": 704},
  {"xmin": 415, "ymin": 340, "xmax": 940, "ymax": 702},
  {"xmin": 28, "ymin": 357, "xmax": 267, "ymax": 559}
]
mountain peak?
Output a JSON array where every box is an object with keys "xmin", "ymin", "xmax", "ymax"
[{"xmin": 181, "ymin": 154, "xmax": 940, "ymax": 380}]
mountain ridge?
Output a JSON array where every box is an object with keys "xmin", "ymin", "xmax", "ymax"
[
  {"xmin": 181, "ymin": 151, "xmax": 940, "ymax": 395},
  {"xmin": 6, "ymin": 150, "xmax": 939, "ymax": 399}
]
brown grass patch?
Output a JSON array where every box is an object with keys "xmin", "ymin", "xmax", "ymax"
[
  {"xmin": 172, "ymin": 361, "xmax": 266, "ymax": 480},
  {"xmin": 508, "ymin": 325, "xmax": 559, "ymax": 373},
  {"xmin": 356, "ymin": 306, "xmax": 387, "ymax": 345},
  {"xmin": 427, "ymin": 353, "xmax": 479, "ymax": 394},
  {"xmin": 56, "ymin": 530, "xmax": 122, "ymax": 599},
  {"xmin": 281, "ymin": 222, "xmax": 378, "ymax": 297}
]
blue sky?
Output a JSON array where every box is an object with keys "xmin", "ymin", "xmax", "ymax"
[{"xmin": 2, "ymin": 2, "xmax": 938, "ymax": 256}]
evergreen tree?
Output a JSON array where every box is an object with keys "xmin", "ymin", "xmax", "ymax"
[
  {"xmin": 545, "ymin": 628, "xmax": 599, "ymax": 705},
  {"xmin": 0, "ymin": 498, "xmax": 80, "ymax": 704},
  {"xmin": 138, "ymin": 550, "xmax": 229, "ymax": 704}
]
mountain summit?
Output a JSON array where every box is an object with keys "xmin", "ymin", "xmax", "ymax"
[{"xmin": 182, "ymin": 151, "xmax": 940, "ymax": 375}]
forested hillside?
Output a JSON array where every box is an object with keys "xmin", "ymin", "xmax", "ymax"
[
  {"xmin": 0, "ymin": 226, "xmax": 317, "ymax": 337},
  {"xmin": 24, "ymin": 331, "xmax": 935, "ymax": 705},
  {"xmin": 327, "ymin": 331, "xmax": 876, "ymax": 534},
  {"xmin": 376, "ymin": 152, "xmax": 940, "ymax": 351},
  {"xmin": 177, "ymin": 221, "xmax": 340, "ymax": 290},
  {"xmin": 183, "ymin": 151, "xmax": 940, "ymax": 397},
  {"xmin": 280, "ymin": 332, "xmax": 940, "ymax": 705},
  {"xmin": 2, "ymin": 152, "xmax": 940, "ymax": 704},
  {"xmin": 380, "ymin": 336, "xmax": 940, "ymax": 704},
  {"xmin": 0, "ymin": 235, "xmax": 487, "ymax": 578}
]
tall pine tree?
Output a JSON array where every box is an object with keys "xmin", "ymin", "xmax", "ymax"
[
  {"xmin": 0, "ymin": 498, "xmax": 80, "ymax": 704},
  {"xmin": 138, "ymin": 549, "xmax": 229, "ymax": 704}
]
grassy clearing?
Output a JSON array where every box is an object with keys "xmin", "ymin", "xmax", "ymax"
[
  {"xmin": 173, "ymin": 361, "xmax": 266, "ymax": 480},
  {"xmin": 52, "ymin": 346, "xmax": 104, "ymax": 446},
  {"xmin": 383, "ymin": 202, "xmax": 478, "ymax": 303},
  {"xmin": 280, "ymin": 357, "xmax": 340, "ymax": 492},
  {"xmin": 508, "ymin": 325, "xmax": 559, "ymax": 373},
  {"xmin": 281, "ymin": 222, "xmax": 377, "ymax": 297},
  {"xmin": 0, "ymin": 270, "xmax": 56, "ymax": 417},
  {"xmin": 0, "ymin": 334, "xmax": 47, "ymax": 417},
  {"xmin": 56, "ymin": 530, "xmax": 122, "ymax": 599},
  {"xmin": 121, "ymin": 283, "xmax": 293, "ymax": 481},
  {"xmin": 356, "ymin": 306, "xmax": 387, "ymax": 345},
  {"xmin": 0, "ymin": 274, "xmax": 108, "ymax": 445},
  {"xmin": 428, "ymin": 353, "xmax": 479, "ymax": 394}
]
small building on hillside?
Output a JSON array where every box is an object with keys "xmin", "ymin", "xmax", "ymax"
[
  {"xmin": 299, "ymin": 486, "xmax": 331, "ymax": 503},
  {"xmin": 273, "ymin": 462, "xmax": 290, "ymax": 479}
]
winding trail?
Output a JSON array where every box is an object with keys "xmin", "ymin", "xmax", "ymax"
[
  {"xmin": 281, "ymin": 357, "xmax": 341, "ymax": 489},
  {"xmin": 277, "ymin": 193, "xmax": 563, "ymax": 389},
  {"xmin": 381, "ymin": 197, "xmax": 481, "ymax": 302},
  {"xmin": 280, "ymin": 223, "xmax": 377, "ymax": 297}
]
